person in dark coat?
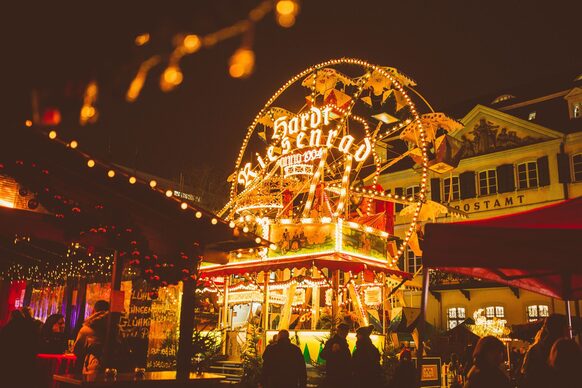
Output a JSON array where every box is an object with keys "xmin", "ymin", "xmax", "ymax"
[
  {"xmin": 352, "ymin": 325, "xmax": 383, "ymax": 388},
  {"xmin": 0, "ymin": 307, "xmax": 41, "ymax": 387},
  {"xmin": 520, "ymin": 314, "xmax": 568, "ymax": 388},
  {"xmin": 261, "ymin": 329, "xmax": 306, "ymax": 388},
  {"xmin": 391, "ymin": 348, "xmax": 416, "ymax": 388},
  {"xmin": 320, "ymin": 323, "xmax": 351, "ymax": 388},
  {"xmin": 547, "ymin": 338, "xmax": 582, "ymax": 387},
  {"xmin": 464, "ymin": 336, "xmax": 511, "ymax": 388},
  {"xmin": 73, "ymin": 300, "xmax": 109, "ymax": 373},
  {"xmin": 40, "ymin": 313, "xmax": 67, "ymax": 354}
]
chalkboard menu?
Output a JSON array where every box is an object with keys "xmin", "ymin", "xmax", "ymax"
[
  {"xmin": 146, "ymin": 283, "xmax": 182, "ymax": 371},
  {"xmin": 119, "ymin": 280, "xmax": 152, "ymax": 367}
]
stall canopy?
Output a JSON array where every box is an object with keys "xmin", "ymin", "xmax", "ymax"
[
  {"xmin": 200, "ymin": 253, "xmax": 412, "ymax": 279},
  {"xmin": 0, "ymin": 128, "xmax": 264, "ymax": 265},
  {"xmin": 422, "ymin": 197, "xmax": 582, "ymax": 300}
]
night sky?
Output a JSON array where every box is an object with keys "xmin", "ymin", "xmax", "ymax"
[{"xmin": 5, "ymin": 0, "xmax": 582, "ymax": 183}]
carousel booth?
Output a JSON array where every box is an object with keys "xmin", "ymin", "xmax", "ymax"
[
  {"xmin": 192, "ymin": 58, "xmax": 466, "ymax": 362},
  {"xmin": 199, "ymin": 218, "xmax": 412, "ymax": 360}
]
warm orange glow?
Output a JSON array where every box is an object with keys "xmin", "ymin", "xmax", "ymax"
[
  {"xmin": 0, "ymin": 198, "xmax": 15, "ymax": 208},
  {"xmin": 165, "ymin": 190, "xmax": 173, "ymax": 197},
  {"xmin": 160, "ymin": 65, "xmax": 183, "ymax": 92},
  {"xmin": 129, "ymin": 176, "xmax": 137, "ymax": 184},
  {"xmin": 48, "ymin": 130, "xmax": 57, "ymax": 139},
  {"xmin": 229, "ymin": 48, "xmax": 255, "ymax": 79},
  {"xmin": 149, "ymin": 180, "xmax": 157, "ymax": 188},
  {"xmin": 87, "ymin": 159, "xmax": 95, "ymax": 168},
  {"xmin": 25, "ymin": 120, "xmax": 33, "ymax": 127},
  {"xmin": 181, "ymin": 202, "xmax": 188, "ymax": 210},
  {"xmin": 69, "ymin": 140, "xmax": 78, "ymax": 149},
  {"xmin": 107, "ymin": 170, "xmax": 115, "ymax": 178},
  {"xmin": 276, "ymin": 0, "xmax": 297, "ymax": 16},
  {"xmin": 134, "ymin": 33, "xmax": 150, "ymax": 46},
  {"xmin": 183, "ymin": 34, "xmax": 201, "ymax": 53}
]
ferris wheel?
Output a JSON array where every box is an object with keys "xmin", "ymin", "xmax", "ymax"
[{"xmin": 219, "ymin": 58, "xmax": 460, "ymax": 262}]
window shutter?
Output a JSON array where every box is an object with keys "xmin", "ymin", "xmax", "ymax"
[
  {"xmin": 496, "ymin": 164, "xmax": 515, "ymax": 193},
  {"xmin": 537, "ymin": 156, "xmax": 550, "ymax": 186},
  {"xmin": 557, "ymin": 153, "xmax": 571, "ymax": 184},
  {"xmin": 459, "ymin": 171, "xmax": 476, "ymax": 199},
  {"xmin": 430, "ymin": 178, "xmax": 441, "ymax": 202},
  {"xmin": 395, "ymin": 187, "xmax": 404, "ymax": 212}
]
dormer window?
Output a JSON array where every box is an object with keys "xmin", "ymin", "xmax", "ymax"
[
  {"xmin": 528, "ymin": 111, "xmax": 536, "ymax": 121},
  {"xmin": 564, "ymin": 87, "xmax": 582, "ymax": 119}
]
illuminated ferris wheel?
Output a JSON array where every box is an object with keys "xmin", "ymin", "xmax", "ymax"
[{"xmin": 219, "ymin": 58, "xmax": 461, "ymax": 262}]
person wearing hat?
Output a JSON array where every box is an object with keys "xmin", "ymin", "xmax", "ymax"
[
  {"xmin": 320, "ymin": 322, "xmax": 351, "ymax": 387},
  {"xmin": 352, "ymin": 325, "xmax": 383, "ymax": 387}
]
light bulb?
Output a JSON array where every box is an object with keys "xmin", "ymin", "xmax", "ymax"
[{"xmin": 229, "ymin": 48, "xmax": 255, "ymax": 79}]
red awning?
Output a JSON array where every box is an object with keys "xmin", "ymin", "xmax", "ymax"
[
  {"xmin": 200, "ymin": 253, "xmax": 412, "ymax": 279},
  {"xmin": 423, "ymin": 197, "xmax": 582, "ymax": 300}
]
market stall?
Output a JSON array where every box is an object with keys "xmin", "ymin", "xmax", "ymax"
[{"xmin": 0, "ymin": 126, "xmax": 264, "ymax": 378}]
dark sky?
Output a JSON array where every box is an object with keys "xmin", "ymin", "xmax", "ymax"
[{"xmin": 4, "ymin": 0, "xmax": 582, "ymax": 182}]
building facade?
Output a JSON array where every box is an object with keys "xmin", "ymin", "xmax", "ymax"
[{"xmin": 379, "ymin": 77, "xmax": 582, "ymax": 331}]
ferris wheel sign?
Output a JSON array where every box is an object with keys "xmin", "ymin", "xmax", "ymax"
[
  {"xmin": 237, "ymin": 105, "xmax": 372, "ymax": 187},
  {"xmin": 221, "ymin": 58, "xmax": 446, "ymax": 266}
]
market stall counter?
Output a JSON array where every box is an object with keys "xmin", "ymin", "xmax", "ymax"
[{"xmin": 53, "ymin": 371, "xmax": 225, "ymax": 387}]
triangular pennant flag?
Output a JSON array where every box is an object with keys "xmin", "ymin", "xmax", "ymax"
[
  {"xmin": 303, "ymin": 344, "xmax": 312, "ymax": 364},
  {"xmin": 316, "ymin": 342, "xmax": 325, "ymax": 365},
  {"xmin": 394, "ymin": 89, "xmax": 408, "ymax": 112}
]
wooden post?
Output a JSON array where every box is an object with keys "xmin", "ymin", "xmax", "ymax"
[
  {"xmin": 381, "ymin": 273, "xmax": 387, "ymax": 338},
  {"xmin": 176, "ymin": 279, "xmax": 195, "ymax": 379},
  {"xmin": 63, "ymin": 277, "xmax": 75, "ymax": 336},
  {"xmin": 331, "ymin": 270, "xmax": 340, "ymax": 329},
  {"xmin": 103, "ymin": 250, "xmax": 122, "ymax": 368},
  {"xmin": 417, "ymin": 266, "xmax": 430, "ymax": 385},
  {"xmin": 262, "ymin": 272, "xmax": 270, "ymax": 332},
  {"xmin": 311, "ymin": 267, "xmax": 320, "ymax": 330},
  {"xmin": 221, "ymin": 276, "xmax": 230, "ymax": 354}
]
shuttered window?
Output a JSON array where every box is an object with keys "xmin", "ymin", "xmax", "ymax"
[
  {"xmin": 517, "ymin": 162, "xmax": 538, "ymax": 189},
  {"xmin": 443, "ymin": 176, "xmax": 460, "ymax": 202},
  {"xmin": 478, "ymin": 170, "xmax": 497, "ymax": 196},
  {"xmin": 573, "ymin": 154, "xmax": 582, "ymax": 182}
]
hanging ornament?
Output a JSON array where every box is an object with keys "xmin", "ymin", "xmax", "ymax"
[
  {"xmin": 160, "ymin": 63, "xmax": 183, "ymax": 92},
  {"xmin": 275, "ymin": 0, "xmax": 300, "ymax": 27},
  {"xmin": 229, "ymin": 47, "xmax": 255, "ymax": 79}
]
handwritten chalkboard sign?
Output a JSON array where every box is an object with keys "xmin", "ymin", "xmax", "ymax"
[
  {"xmin": 119, "ymin": 280, "xmax": 152, "ymax": 367},
  {"xmin": 146, "ymin": 283, "xmax": 182, "ymax": 371}
]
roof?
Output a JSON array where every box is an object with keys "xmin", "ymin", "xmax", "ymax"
[
  {"xmin": 423, "ymin": 197, "xmax": 582, "ymax": 300},
  {"xmin": 0, "ymin": 127, "xmax": 264, "ymax": 271},
  {"xmin": 200, "ymin": 252, "xmax": 412, "ymax": 279}
]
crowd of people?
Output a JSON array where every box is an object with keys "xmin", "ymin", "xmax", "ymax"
[
  {"xmin": 0, "ymin": 300, "xmax": 135, "ymax": 387},
  {"xmin": 259, "ymin": 314, "xmax": 580, "ymax": 388}
]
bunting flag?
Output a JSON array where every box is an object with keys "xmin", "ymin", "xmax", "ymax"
[
  {"xmin": 303, "ymin": 344, "xmax": 312, "ymax": 364},
  {"xmin": 316, "ymin": 342, "xmax": 325, "ymax": 365}
]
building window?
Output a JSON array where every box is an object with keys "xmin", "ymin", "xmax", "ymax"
[
  {"xmin": 485, "ymin": 305, "xmax": 505, "ymax": 319},
  {"xmin": 443, "ymin": 176, "xmax": 460, "ymax": 201},
  {"xmin": 517, "ymin": 162, "xmax": 538, "ymax": 189},
  {"xmin": 573, "ymin": 154, "xmax": 582, "ymax": 182},
  {"xmin": 448, "ymin": 307, "xmax": 466, "ymax": 329},
  {"xmin": 478, "ymin": 170, "xmax": 497, "ymax": 196},
  {"xmin": 406, "ymin": 247, "xmax": 422, "ymax": 274},
  {"xmin": 528, "ymin": 111, "xmax": 536, "ymax": 121},
  {"xmin": 405, "ymin": 185, "xmax": 420, "ymax": 199},
  {"xmin": 527, "ymin": 305, "xmax": 549, "ymax": 322}
]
